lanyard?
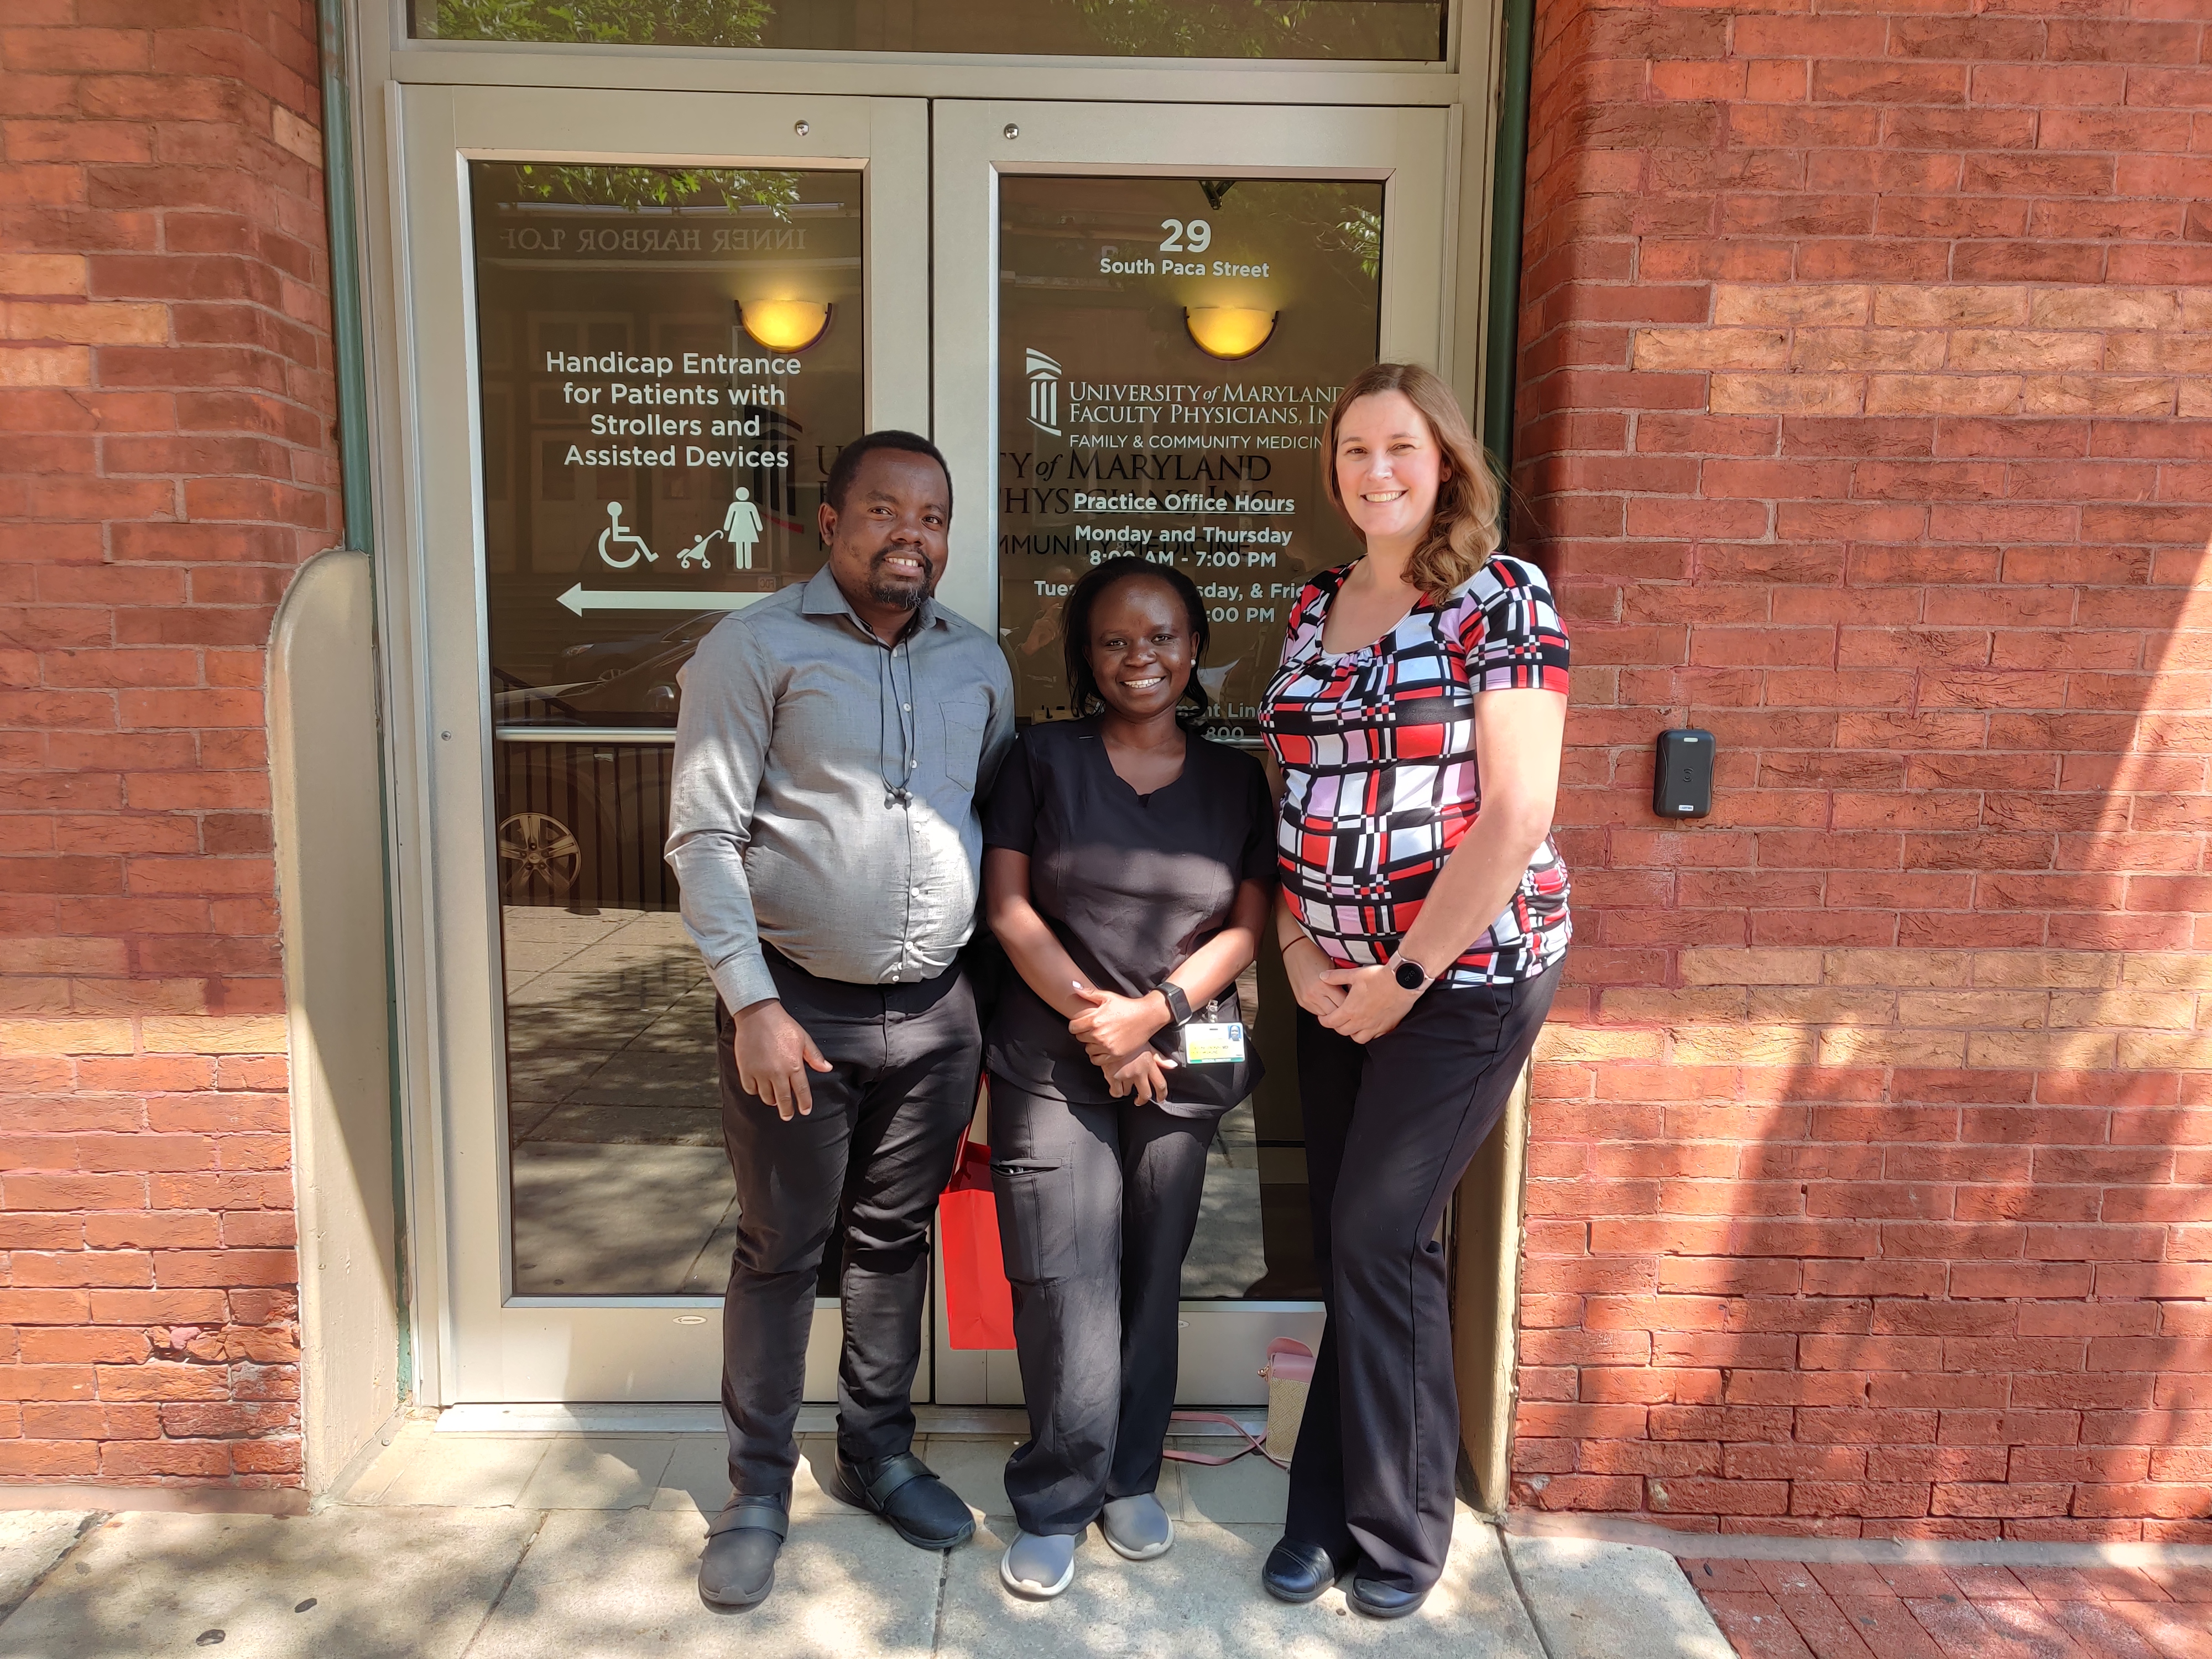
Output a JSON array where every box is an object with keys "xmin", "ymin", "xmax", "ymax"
[{"xmin": 879, "ymin": 635, "xmax": 917, "ymax": 808}]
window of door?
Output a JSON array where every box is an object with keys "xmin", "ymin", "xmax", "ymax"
[
  {"xmin": 409, "ymin": 0, "xmax": 1449, "ymax": 60},
  {"xmin": 474, "ymin": 160, "xmax": 864, "ymax": 1305},
  {"xmin": 931, "ymin": 98, "xmax": 1447, "ymax": 1404}
]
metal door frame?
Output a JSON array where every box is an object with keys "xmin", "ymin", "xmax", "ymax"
[{"xmin": 358, "ymin": 0, "xmax": 1504, "ymax": 1404}]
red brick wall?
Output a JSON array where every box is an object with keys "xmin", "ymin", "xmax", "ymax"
[
  {"xmin": 1514, "ymin": 0, "xmax": 2212, "ymax": 1540},
  {"xmin": 0, "ymin": 1, "xmax": 333, "ymax": 1486}
]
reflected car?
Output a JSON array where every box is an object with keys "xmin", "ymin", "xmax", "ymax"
[
  {"xmin": 555, "ymin": 635, "xmax": 697, "ymax": 722},
  {"xmin": 491, "ymin": 670, "xmax": 686, "ymax": 913},
  {"xmin": 552, "ymin": 611, "xmax": 724, "ymax": 686}
]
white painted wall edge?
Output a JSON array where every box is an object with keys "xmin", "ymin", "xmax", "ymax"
[{"xmin": 271, "ymin": 548, "xmax": 404, "ymax": 1493}]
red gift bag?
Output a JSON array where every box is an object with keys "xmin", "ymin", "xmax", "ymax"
[{"xmin": 939, "ymin": 1133, "xmax": 1016, "ymax": 1350}]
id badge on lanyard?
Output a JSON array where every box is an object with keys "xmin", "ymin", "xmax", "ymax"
[{"xmin": 1183, "ymin": 1021, "xmax": 1246, "ymax": 1065}]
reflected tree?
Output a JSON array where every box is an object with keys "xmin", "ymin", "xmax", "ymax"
[
  {"xmin": 1334, "ymin": 204, "xmax": 1383, "ymax": 280},
  {"xmin": 504, "ymin": 164, "xmax": 801, "ymax": 216},
  {"xmin": 1071, "ymin": 0, "xmax": 1434, "ymax": 59},
  {"xmin": 434, "ymin": 0, "xmax": 771, "ymax": 47},
  {"xmin": 1232, "ymin": 181, "xmax": 1384, "ymax": 289},
  {"xmin": 431, "ymin": 0, "xmax": 1443, "ymax": 59}
]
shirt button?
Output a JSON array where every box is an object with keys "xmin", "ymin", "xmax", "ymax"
[{"xmin": 901, "ymin": 703, "xmax": 911, "ymax": 711}]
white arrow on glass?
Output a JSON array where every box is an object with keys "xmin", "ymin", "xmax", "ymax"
[{"xmin": 556, "ymin": 585, "xmax": 773, "ymax": 616}]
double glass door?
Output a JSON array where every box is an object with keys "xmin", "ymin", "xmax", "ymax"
[{"xmin": 394, "ymin": 85, "xmax": 1447, "ymax": 1406}]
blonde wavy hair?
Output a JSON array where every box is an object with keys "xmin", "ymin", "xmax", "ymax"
[{"xmin": 1320, "ymin": 363, "xmax": 1502, "ymax": 598}]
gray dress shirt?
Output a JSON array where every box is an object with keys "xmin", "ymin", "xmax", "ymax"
[{"xmin": 666, "ymin": 564, "xmax": 1015, "ymax": 1013}]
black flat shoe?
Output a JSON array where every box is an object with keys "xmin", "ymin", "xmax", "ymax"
[
  {"xmin": 1262, "ymin": 1537, "xmax": 1348, "ymax": 1604},
  {"xmin": 829, "ymin": 1450, "xmax": 976, "ymax": 1551},
  {"xmin": 1349, "ymin": 1575, "xmax": 1430, "ymax": 1620},
  {"xmin": 698, "ymin": 1495, "xmax": 787, "ymax": 1609}
]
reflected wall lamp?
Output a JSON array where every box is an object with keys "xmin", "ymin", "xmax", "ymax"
[
  {"xmin": 737, "ymin": 299, "xmax": 832, "ymax": 352},
  {"xmin": 1184, "ymin": 306, "xmax": 1277, "ymax": 361}
]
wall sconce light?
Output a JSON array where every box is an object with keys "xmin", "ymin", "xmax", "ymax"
[
  {"xmin": 1184, "ymin": 306, "xmax": 1277, "ymax": 361},
  {"xmin": 737, "ymin": 299, "xmax": 832, "ymax": 352}
]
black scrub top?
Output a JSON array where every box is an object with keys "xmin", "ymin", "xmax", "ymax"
[{"xmin": 983, "ymin": 717, "xmax": 1275, "ymax": 1116}]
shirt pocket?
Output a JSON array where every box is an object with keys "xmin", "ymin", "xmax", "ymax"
[{"xmin": 931, "ymin": 695, "xmax": 989, "ymax": 792}]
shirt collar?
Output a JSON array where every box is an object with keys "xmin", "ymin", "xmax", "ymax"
[{"xmin": 800, "ymin": 562, "xmax": 943, "ymax": 641}]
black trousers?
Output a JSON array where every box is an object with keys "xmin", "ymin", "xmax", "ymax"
[
  {"xmin": 988, "ymin": 1077, "xmax": 1215, "ymax": 1536},
  {"xmin": 1286, "ymin": 962, "xmax": 1562, "ymax": 1593},
  {"xmin": 716, "ymin": 950, "xmax": 980, "ymax": 1498}
]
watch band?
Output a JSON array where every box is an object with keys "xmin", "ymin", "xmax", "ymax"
[{"xmin": 1154, "ymin": 981, "xmax": 1193, "ymax": 1026}]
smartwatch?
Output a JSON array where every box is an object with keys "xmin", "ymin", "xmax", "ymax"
[
  {"xmin": 1154, "ymin": 981, "xmax": 1193, "ymax": 1026},
  {"xmin": 1391, "ymin": 954, "xmax": 1433, "ymax": 993}
]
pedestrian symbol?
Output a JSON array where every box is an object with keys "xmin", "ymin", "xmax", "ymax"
[{"xmin": 722, "ymin": 488, "xmax": 764, "ymax": 571}]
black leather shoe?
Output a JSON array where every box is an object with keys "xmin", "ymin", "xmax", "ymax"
[
  {"xmin": 829, "ymin": 1450, "xmax": 975, "ymax": 1550},
  {"xmin": 698, "ymin": 1495, "xmax": 787, "ymax": 1609},
  {"xmin": 1261, "ymin": 1537, "xmax": 1348, "ymax": 1604},
  {"xmin": 1349, "ymin": 1575, "xmax": 1430, "ymax": 1620}
]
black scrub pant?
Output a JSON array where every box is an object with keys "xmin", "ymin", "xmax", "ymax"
[
  {"xmin": 1286, "ymin": 961, "xmax": 1562, "ymax": 1593},
  {"xmin": 988, "ymin": 1077, "xmax": 1215, "ymax": 1536},
  {"xmin": 716, "ymin": 948, "xmax": 980, "ymax": 1499}
]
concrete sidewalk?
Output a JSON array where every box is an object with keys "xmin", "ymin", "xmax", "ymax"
[{"xmin": 0, "ymin": 1423, "xmax": 1731, "ymax": 1658}]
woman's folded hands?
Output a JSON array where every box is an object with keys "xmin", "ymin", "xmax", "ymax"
[
  {"xmin": 1101, "ymin": 1047, "xmax": 1176, "ymax": 1104},
  {"xmin": 1068, "ymin": 982, "xmax": 1177, "ymax": 1104}
]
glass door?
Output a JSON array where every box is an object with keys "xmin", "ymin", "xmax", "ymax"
[
  {"xmin": 396, "ymin": 87, "xmax": 1449, "ymax": 1408},
  {"xmin": 395, "ymin": 85, "xmax": 928, "ymax": 1403},
  {"xmin": 930, "ymin": 100, "xmax": 1451, "ymax": 1405}
]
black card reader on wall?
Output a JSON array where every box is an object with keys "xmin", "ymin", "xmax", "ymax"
[{"xmin": 1653, "ymin": 729, "xmax": 1715, "ymax": 818}]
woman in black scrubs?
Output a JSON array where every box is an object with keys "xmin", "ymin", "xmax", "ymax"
[{"xmin": 982, "ymin": 556, "xmax": 1274, "ymax": 1600}]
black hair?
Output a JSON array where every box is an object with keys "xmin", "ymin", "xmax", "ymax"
[
  {"xmin": 823, "ymin": 430, "xmax": 953, "ymax": 518},
  {"xmin": 1061, "ymin": 556, "xmax": 1213, "ymax": 728}
]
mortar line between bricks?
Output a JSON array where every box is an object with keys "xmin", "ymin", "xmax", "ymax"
[
  {"xmin": 1507, "ymin": 1515, "xmax": 2212, "ymax": 1571},
  {"xmin": 0, "ymin": 1512, "xmax": 107, "ymax": 1631},
  {"xmin": 456, "ymin": 1509, "xmax": 551, "ymax": 1659},
  {"xmin": 1494, "ymin": 1524, "xmax": 1561, "ymax": 1659}
]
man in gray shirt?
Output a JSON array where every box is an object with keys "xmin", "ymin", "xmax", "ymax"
[{"xmin": 667, "ymin": 431, "xmax": 1013, "ymax": 1609}]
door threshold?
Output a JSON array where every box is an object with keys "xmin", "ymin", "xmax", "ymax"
[{"xmin": 435, "ymin": 1402, "xmax": 1266, "ymax": 1437}]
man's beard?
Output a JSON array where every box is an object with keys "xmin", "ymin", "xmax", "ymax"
[{"xmin": 865, "ymin": 547, "xmax": 927, "ymax": 611}]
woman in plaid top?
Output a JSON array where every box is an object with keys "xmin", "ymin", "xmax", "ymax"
[{"xmin": 1258, "ymin": 363, "xmax": 1571, "ymax": 1619}]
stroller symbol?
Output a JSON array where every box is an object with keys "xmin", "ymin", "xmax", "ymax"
[
  {"xmin": 676, "ymin": 530, "xmax": 717, "ymax": 570},
  {"xmin": 598, "ymin": 502, "xmax": 655, "ymax": 569}
]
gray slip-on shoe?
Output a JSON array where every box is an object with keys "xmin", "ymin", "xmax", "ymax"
[
  {"xmin": 1100, "ymin": 1492, "xmax": 1173, "ymax": 1561},
  {"xmin": 1000, "ymin": 1530, "xmax": 1077, "ymax": 1599}
]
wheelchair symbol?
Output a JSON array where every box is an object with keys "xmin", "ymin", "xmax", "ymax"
[{"xmin": 598, "ymin": 502, "xmax": 656, "ymax": 569}]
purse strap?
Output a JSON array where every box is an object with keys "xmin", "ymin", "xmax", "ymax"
[{"xmin": 1159, "ymin": 1410, "xmax": 1288, "ymax": 1471}]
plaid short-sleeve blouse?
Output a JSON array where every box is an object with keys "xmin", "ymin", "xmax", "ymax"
[{"xmin": 1260, "ymin": 554, "xmax": 1572, "ymax": 988}]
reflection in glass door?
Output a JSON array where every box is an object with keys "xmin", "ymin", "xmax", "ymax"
[
  {"xmin": 397, "ymin": 86, "xmax": 928, "ymax": 1402},
  {"xmin": 470, "ymin": 162, "xmax": 866, "ymax": 1300},
  {"xmin": 933, "ymin": 101, "xmax": 1451, "ymax": 1404},
  {"xmin": 997, "ymin": 173, "xmax": 1389, "ymax": 1316},
  {"xmin": 413, "ymin": 0, "xmax": 1448, "ymax": 59}
]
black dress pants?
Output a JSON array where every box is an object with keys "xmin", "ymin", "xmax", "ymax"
[
  {"xmin": 1286, "ymin": 962, "xmax": 1562, "ymax": 1593},
  {"xmin": 988, "ymin": 1077, "xmax": 1215, "ymax": 1536},
  {"xmin": 716, "ymin": 950, "xmax": 980, "ymax": 1498}
]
